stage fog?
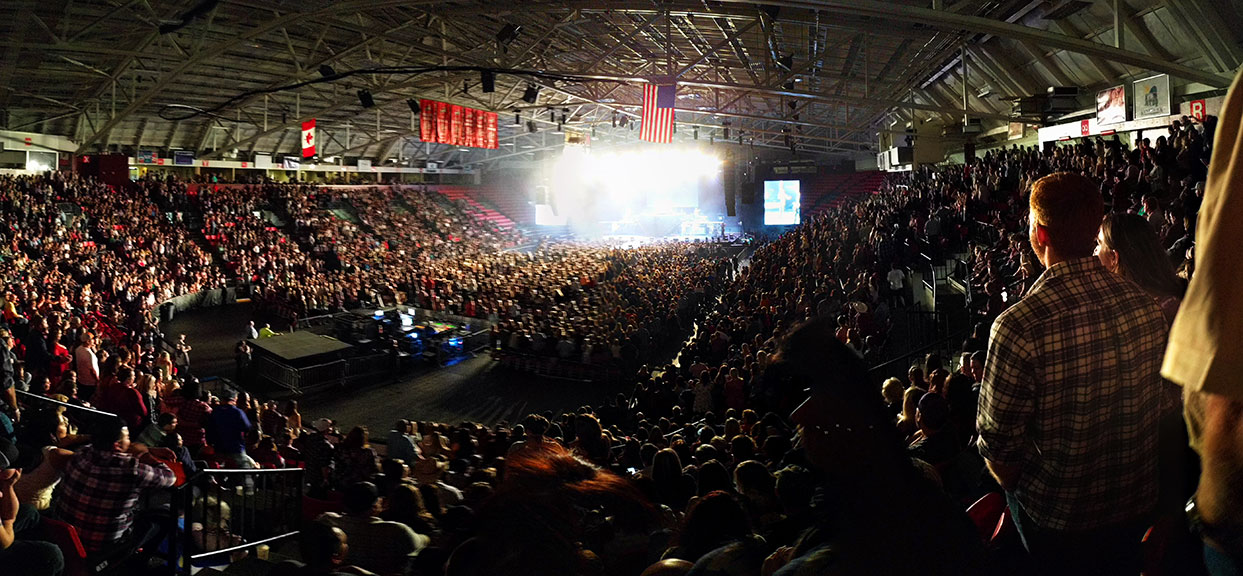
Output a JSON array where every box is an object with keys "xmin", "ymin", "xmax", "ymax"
[{"xmin": 534, "ymin": 146, "xmax": 733, "ymax": 240}]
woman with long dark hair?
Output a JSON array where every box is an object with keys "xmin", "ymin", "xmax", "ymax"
[{"xmin": 1097, "ymin": 212, "xmax": 1186, "ymax": 324}]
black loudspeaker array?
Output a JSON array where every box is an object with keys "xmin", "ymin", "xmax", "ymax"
[{"xmin": 724, "ymin": 160, "xmax": 737, "ymax": 217}]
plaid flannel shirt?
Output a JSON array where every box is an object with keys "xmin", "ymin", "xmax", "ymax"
[
  {"xmin": 56, "ymin": 445, "xmax": 177, "ymax": 552},
  {"xmin": 977, "ymin": 257, "xmax": 1168, "ymax": 531}
]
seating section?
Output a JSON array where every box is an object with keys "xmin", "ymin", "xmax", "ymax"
[
  {"xmin": 801, "ymin": 171, "xmax": 887, "ymax": 218},
  {"xmin": 435, "ymin": 185, "xmax": 519, "ymax": 231}
]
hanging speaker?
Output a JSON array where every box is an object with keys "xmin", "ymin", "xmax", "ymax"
[
  {"xmin": 357, "ymin": 89, "xmax": 375, "ymax": 108},
  {"xmin": 481, "ymin": 70, "xmax": 495, "ymax": 93},
  {"xmin": 522, "ymin": 85, "xmax": 540, "ymax": 103}
]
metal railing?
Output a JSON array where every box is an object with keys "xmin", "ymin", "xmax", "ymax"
[
  {"xmin": 868, "ymin": 326, "xmax": 972, "ymax": 383},
  {"xmin": 495, "ymin": 351, "xmax": 626, "ymax": 384},
  {"xmin": 15, "ymin": 389, "xmax": 120, "ymax": 431},
  {"xmin": 170, "ymin": 467, "xmax": 304, "ymax": 573}
]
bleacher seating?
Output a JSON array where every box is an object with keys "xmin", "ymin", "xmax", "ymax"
[
  {"xmin": 802, "ymin": 171, "xmax": 887, "ymax": 218},
  {"xmin": 435, "ymin": 186, "xmax": 519, "ymax": 231}
]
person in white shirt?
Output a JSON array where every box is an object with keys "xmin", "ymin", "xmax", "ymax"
[
  {"xmin": 74, "ymin": 332, "xmax": 99, "ymax": 400},
  {"xmin": 887, "ymin": 265, "xmax": 907, "ymax": 308}
]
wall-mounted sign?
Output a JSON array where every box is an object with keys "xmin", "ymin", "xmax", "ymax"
[
  {"xmin": 1133, "ymin": 74, "xmax": 1171, "ymax": 120},
  {"xmin": 1096, "ymin": 85, "xmax": 1127, "ymax": 125}
]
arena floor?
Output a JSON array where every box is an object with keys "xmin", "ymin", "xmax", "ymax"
[{"xmin": 162, "ymin": 303, "xmax": 631, "ymax": 434}]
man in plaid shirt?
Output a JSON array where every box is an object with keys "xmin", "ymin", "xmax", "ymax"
[
  {"xmin": 56, "ymin": 417, "xmax": 177, "ymax": 553},
  {"xmin": 977, "ymin": 172, "xmax": 1169, "ymax": 575}
]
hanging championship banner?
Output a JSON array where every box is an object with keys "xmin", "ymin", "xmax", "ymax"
[{"xmin": 419, "ymin": 100, "xmax": 498, "ymax": 149}]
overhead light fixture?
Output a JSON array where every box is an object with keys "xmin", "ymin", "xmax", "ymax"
[
  {"xmin": 777, "ymin": 54, "xmax": 794, "ymax": 71},
  {"xmin": 496, "ymin": 24, "xmax": 522, "ymax": 48},
  {"xmin": 520, "ymin": 144, "xmax": 536, "ymax": 149},
  {"xmin": 522, "ymin": 84, "xmax": 540, "ymax": 104},
  {"xmin": 407, "ymin": 99, "xmax": 421, "ymax": 115},
  {"xmin": 526, "ymin": 120, "xmax": 537, "ymax": 133},
  {"xmin": 512, "ymin": 112, "xmax": 521, "ymax": 127},
  {"xmin": 357, "ymin": 89, "xmax": 375, "ymax": 108},
  {"xmin": 318, "ymin": 65, "xmax": 337, "ymax": 78}
]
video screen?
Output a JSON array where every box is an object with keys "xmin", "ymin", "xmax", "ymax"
[{"xmin": 763, "ymin": 180, "xmax": 801, "ymax": 225}]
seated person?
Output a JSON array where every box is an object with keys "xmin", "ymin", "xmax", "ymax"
[
  {"xmin": 55, "ymin": 418, "xmax": 178, "ymax": 554},
  {"xmin": 0, "ymin": 439, "xmax": 65, "ymax": 576},
  {"xmin": 907, "ymin": 392, "xmax": 961, "ymax": 468},
  {"xmin": 270, "ymin": 522, "xmax": 376, "ymax": 576},
  {"xmin": 318, "ymin": 482, "xmax": 428, "ymax": 576}
]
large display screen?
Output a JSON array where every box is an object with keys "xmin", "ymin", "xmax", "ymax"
[{"xmin": 763, "ymin": 180, "xmax": 801, "ymax": 225}]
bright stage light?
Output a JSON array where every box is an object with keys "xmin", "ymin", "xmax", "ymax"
[{"xmin": 541, "ymin": 146, "xmax": 723, "ymax": 233}]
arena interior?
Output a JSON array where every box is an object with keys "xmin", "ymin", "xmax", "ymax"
[{"xmin": 1, "ymin": 1, "xmax": 1242, "ymax": 575}]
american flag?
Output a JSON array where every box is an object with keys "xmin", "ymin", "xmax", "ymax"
[{"xmin": 640, "ymin": 83, "xmax": 676, "ymax": 143}]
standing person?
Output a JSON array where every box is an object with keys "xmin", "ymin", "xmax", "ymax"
[
  {"xmin": 1096, "ymin": 212, "xmax": 1186, "ymax": 325},
  {"xmin": 173, "ymin": 334, "xmax": 192, "ymax": 375},
  {"xmin": 1162, "ymin": 67, "xmax": 1243, "ymax": 576},
  {"xmin": 234, "ymin": 341, "xmax": 252, "ymax": 385},
  {"xmin": 0, "ymin": 330, "xmax": 17, "ymax": 423},
  {"xmin": 887, "ymin": 263, "xmax": 906, "ymax": 308},
  {"xmin": 74, "ymin": 332, "xmax": 100, "ymax": 402},
  {"xmin": 977, "ymin": 172, "xmax": 1169, "ymax": 576},
  {"xmin": 206, "ymin": 390, "xmax": 255, "ymax": 469}
]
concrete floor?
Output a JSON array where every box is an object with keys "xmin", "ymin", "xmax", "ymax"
[{"xmin": 162, "ymin": 303, "xmax": 629, "ymax": 433}]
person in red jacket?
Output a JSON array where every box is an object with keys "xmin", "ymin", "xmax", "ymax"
[{"xmin": 93, "ymin": 365, "xmax": 148, "ymax": 433}]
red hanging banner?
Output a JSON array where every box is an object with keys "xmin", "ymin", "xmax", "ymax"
[{"xmin": 417, "ymin": 99, "xmax": 499, "ymax": 149}]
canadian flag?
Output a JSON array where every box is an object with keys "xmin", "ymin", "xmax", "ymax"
[{"xmin": 301, "ymin": 119, "xmax": 316, "ymax": 158}]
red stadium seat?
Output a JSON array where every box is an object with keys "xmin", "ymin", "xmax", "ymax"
[
  {"xmin": 302, "ymin": 491, "xmax": 345, "ymax": 522},
  {"xmin": 966, "ymin": 492, "xmax": 1006, "ymax": 543},
  {"xmin": 41, "ymin": 517, "xmax": 89, "ymax": 576}
]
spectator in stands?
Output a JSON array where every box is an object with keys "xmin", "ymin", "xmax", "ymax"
[
  {"xmin": 299, "ymin": 418, "xmax": 338, "ymax": 495},
  {"xmin": 271, "ymin": 522, "xmax": 377, "ymax": 576},
  {"xmin": 14, "ymin": 407, "xmax": 75, "ymax": 511},
  {"xmin": 881, "ymin": 377, "xmax": 904, "ymax": 417},
  {"xmin": 507, "ymin": 414, "xmax": 556, "ymax": 456},
  {"xmin": 1162, "ymin": 67, "xmax": 1243, "ymax": 576},
  {"xmin": 73, "ymin": 332, "xmax": 100, "ymax": 401},
  {"xmin": 251, "ymin": 436, "xmax": 286, "ymax": 468},
  {"xmin": 1097, "ymin": 213, "xmax": 1186, "ymax": 325},
  {"xmin": 978, "ymin": 172, "xmax": 1169, "ymax": 575},
  {"xmin": 895, "ymin": 386, "xmax": 922, "ymax": 439},
  {"xmin": 0, "ymin": 464, "xmax": 65, "ymax": 576},
  {"xmin": 379, "ymin": 482, "xmax": 437, "ymax": 537},
  {"xmin": 334, "ymin": 426, "xmax": 379, "ymax": 487},
  {"xmin": 93, "ymin": 366, "xmax": 148, "ymax": 433},
  {"xmin": 386, "ymin": 420, "xmax": 419, "ymax": 465},
  {"xmin": 56, "ymin": 417, "xmax": 177, "ymax": 554},
  {"xmin": 173, "ymin": 334, "xmax": 192, "ymax": 375},
  {"xmin": 907, "ymin": 392, "xmax": 959, "ymax": 467},
  {"xmin": 163, "ymin": 379, "xmax": 211, "ymax": 453},
  {"xmin": 0, "ymin": 329, "xmax": 18, "ymax": 422},
  {"xmin": 458, "ymin": 444, "xmax": 655, "ymax": 576},
  {"xmin": 318, "ymin": 481, "xmax": 428, "ymax": 576},
  {"xmin": 662, "ymin": 490, "xmax": 760, "ymax": 563},
  {"xmin": 206, "ymin": 389, "xmax": 256, "ymax": 468},
  {"xmin": 135, "ymin": 412, "xmax": 176, "ymax": 449},
  {"xmin": 770, "ymin": 317, "xmax": 983, "ymax": 575}
]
